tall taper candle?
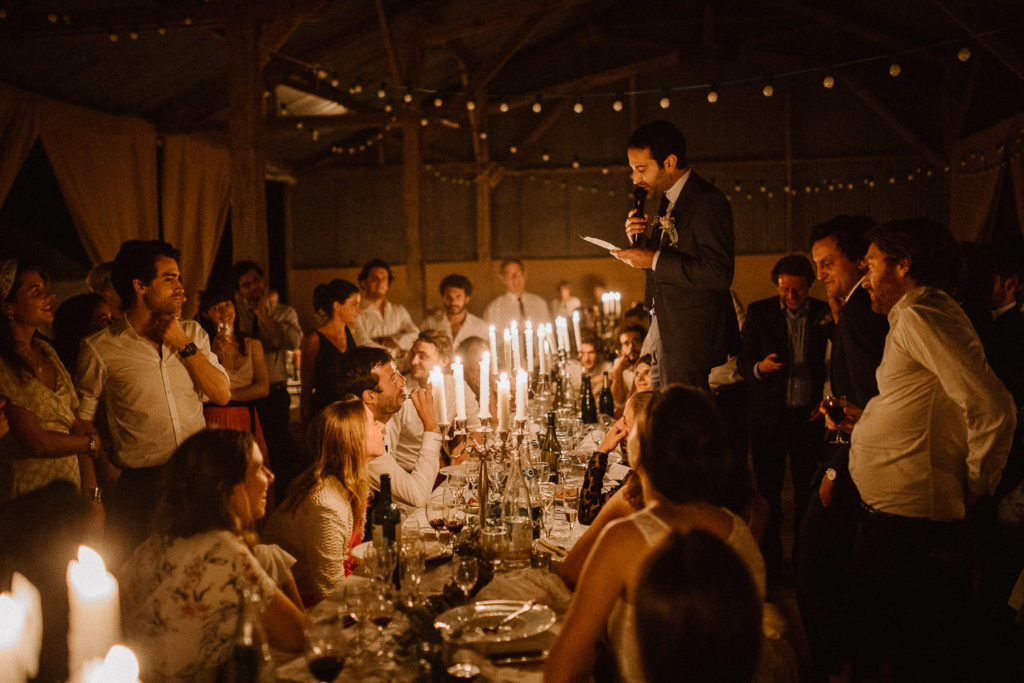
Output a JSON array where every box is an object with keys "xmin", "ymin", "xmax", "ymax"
[{"xmin": 452, "ymin": 357, "xmax": 467, "ymax": 421}]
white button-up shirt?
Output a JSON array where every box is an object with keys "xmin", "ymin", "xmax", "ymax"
[
  {"xmin": 483, "ymin": 291, "xmax": 552, "ymax": 332},
  {"xmin": 849, "ymin": 286, "xmax": 1015, "ymax": 520},
  {"xmin": 387, "ymin": 374, "xmax": 480, "ymax": 473},
  {"xmin": 370, "ymin": 427, "xmax": 441, "ymax": 513},
  {"xmin": 419, "ymin": 311, "xmax": 491, "ymax": 350},
  {"xmin": 355, "ymin": 299, "xmax": 419, "ymax": 353},
  {"xmin": 75, "ymin": 318, "xmax": 227, "ymax": 468}
]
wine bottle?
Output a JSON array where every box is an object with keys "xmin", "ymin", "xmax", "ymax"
[
  {"xmin": 579, "ymin": 374, "xmax": 598, "ymax": 424},
  {"xmin": 539, "ymin": 411, "xmax": 561, "ymax": 481},
  {"xmin": 370, "ymin": 474, "xmax": 401, "ymax": 548},
  {"xmin": 598, "ymin": 371, "xmax": 615, "ymax": 417},
  {"xmin": 219, "ymin": 589, "xmax": 269, "ymax": 683}
]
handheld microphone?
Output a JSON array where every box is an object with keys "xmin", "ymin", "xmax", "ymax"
[{"xmin": 630, "ymin": 186, "xmax": 647, "ymax": 246}]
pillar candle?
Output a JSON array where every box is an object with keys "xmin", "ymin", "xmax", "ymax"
[
  {"xmin": 510, "ymin": 320, "xmax": 521, "ymax": 373},
  {"xmin": 452, "ymin": 357, "xmax": 467, "ymax": 421},
  {"xmin": 540, "ymin": 339, "xmax": 550, "ymax": 375},
  {"xmin": 497, "ymin": 373, "xmax": 511, "ymax": 432},
  {"xmin": 82, "ymin": 645, "xmax": 141, "ymax": 683},
  {"xmin": 478, "ymin": 352, "xmax": 491, "ymax": 419},
  {"xmin": 429, "ymin": 366, "xmax": 448, "ymax": 424},
  {"xmin": 515, "ymin": 369, "xmax": 527, "ymax": 420},
  {"xmin": 67, "ymin": 546, "xmax": 121, "ymax": 679},
  {"xmin": 503, "ymin": 328, "xmax": 512, "ymax": 372},
  {"xmin": 536, "ymin": 328, "xmax": 546, "ymax": 374},
  {"xmin": 571, "ymin": 311, "xmax": 582, "ymax": 353},
  {"xmin": 0, "ymin": 573, "xmax": 41, "ymax": 683},
  {"xmin": 488, "ymin": 326, "xmax": 498, "ymax": 374},
  {"xmin": 524, "ymin": 321, "xmax": 534, "ymax": 373}
]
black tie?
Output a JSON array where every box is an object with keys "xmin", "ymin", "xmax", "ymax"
[{"xmin": 658, "ymin": 195, "xmax": 670, "ymax": 218}]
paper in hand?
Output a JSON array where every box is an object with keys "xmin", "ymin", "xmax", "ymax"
[{"xmin": 579, "ymin": 235, "xmax": 621, "ymax": 252}]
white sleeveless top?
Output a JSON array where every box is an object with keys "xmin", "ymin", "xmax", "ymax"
[{"xmin": 605, "ymin": 506, "xmax": 766, "ymax": 683}]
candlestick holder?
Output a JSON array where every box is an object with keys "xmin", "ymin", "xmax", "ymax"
[{"xmin": 453, "ymin": 418, "xmax": 467, "ymax": 437}]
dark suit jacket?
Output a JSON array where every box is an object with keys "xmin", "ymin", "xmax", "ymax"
[
  {"xmin": 739, "ymin": 296, "xmax": 831, "ymax": 432},
  {"xmin": 988, "ymin": 306, "xmax": 1024, "ymax": 407},
  {"xmin": 830, "ymin": 285, "xmax": 889, "ymax": 409},
  {"xmin": 644, "ymin": 171, "xmax": 738, "ymax": 381}
]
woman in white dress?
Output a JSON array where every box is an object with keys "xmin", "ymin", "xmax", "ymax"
[{"xmin": 545, "ymin": 385, "xmax": 765, "ymax": 683}]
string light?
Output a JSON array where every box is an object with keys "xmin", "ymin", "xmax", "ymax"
[
  {"xmin": 466, "ymin": 99, "xmax": 476, "ymax": 111},
  {"xmin": 762, "ymin": 81, "xmax": 774, "ymax": 97},
  {"xmin": 889, "ymin": 62, "xmax": 902, "ymax": 77},
  {"xmin": 573, "ymin": 99, "xmax": 584, "ymax": 113},
  {"xmin": 707, "ymin": 86, "xmax": 719, "ymax": 103},
  {"xmin": 377, "ymin": 83, "xmax": 387, "ymax": 98},
  {"xmin": 659, "ymin": 90, "xmax": 670, "ymax": 109},
  {"xmin": 108, "ymin": 29, "xmax": 117, "ymax": 42},
  {"xmin": 433, "ymin": 95, "xmax": 443, "ymax": 107},
  {"xmin": 420, "ymin": 117, "xmax": 428, "ymax": 126},
  {"xmin": 329, "ymin": 73, "xmax": 340, "ymax": 87},
  {"xmin": 129, "ymin": 27, "xmax": 139, "ymax": 40},
  {"xmin": 957, "ymin": 46, "xmax": 971, "ymax": 62},
  {"xmin": 499, "ymin": 102, "xmax": 509, "ymax": 113},
  {"xmin": 612, "ymin": 93, "xmax": 624, "ymax": 111},
  {"xmin": 403, "ymin": 88, "xmax": 413, "ymax": 103},
  {"xmin": 541, "ymin": 150, "xmax": 550, "ymax": 162},
  {"xmin": 350, "ymin": 79, "xmax": 363, "ymax": 94},
  {"xmin": 822, "ymin": 74, "xmax": 835, "ymax": 89},
  {"xmin": 384, "ymin": 101, "xmax": 393, "ymax": 112},
  {"xmin": 532, "ymin": 96, "xmax": 543, "ymax": 113},
  {"xmin": 572, "ymin": 156, "xmax": 581, "ymax": 169},
  {"xmin": 509, "ymin": 145, "xmax": 518, "ymax": 154}
]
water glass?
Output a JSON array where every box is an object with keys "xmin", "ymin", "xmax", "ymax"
[
  {"xmin": 537, "ymin": 481, "xmax": 557, "ymax": 538},
  {"xmin": 557, "ymin": 456, "xmax": 575, "ymax": 484},
  {"xmin": 452, "ymin": 555, "xmax": 479, "ymax": 599},
  {"xmin": 480, "ymin": 526, "xmax": 510, "ymax": 570},
  {"xmin": 562, "ymin": 483, "xmax": 580, "ymax": 535},
  {"xmin": 362, "ymin": 543, "xmax": 398, "ymax": 585}
]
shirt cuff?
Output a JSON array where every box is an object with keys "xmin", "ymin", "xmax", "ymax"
[
  {"xmin": 651, "ymin": 250, "xmax": 661, "ymax": 271},
  {"xmin": 752, "ymin": 363, "xmax": 764, "ymax": 380}
]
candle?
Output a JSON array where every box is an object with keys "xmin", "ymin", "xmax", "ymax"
[
  {"xmin": 539, "ymin": 339, "xmax": 549, "ymax": 375},
  {"xmin": 478, "ymin": 352, "xmax": 491, "ymax": 419},
  {"xmin": 452, "ymin": 357, "xmax": 467, "ymax": 421},
  {"xmin": 510, "ymin": 320, "xmax": 521, "ymax": 373},
  {"xmin": 497, "ymin": 373, "xmax": 511, "ymax": 432},
  {"xmin": 82, "ymin": 645, "xmax": 141, "ymax": 683},
  {"xmin": 67, "ymin": 546, "xmax": 121, "ymax": 678},
  {"xmin": 429, "ymin": 366, "xmax": 448, "ymax": 424},
  {"xmin": 502, "ymin": 328, "xmax": 512, "ymax": 372},
  {"xmin": 0, "ymin": 573, "xmax": 41, "ymax": 683},
  {"xmin": 614, "ymin": 292, "xmax": 622, "ymax": 318},
  {"xmin": 515, "ymin": 369, "xmax": 527, "ymax": 420},
  {"xmin": 524, "ymin": 321, "xmax": 534, "ymax": 373},
  {"xmin": 488, "ymin": 326, "xmax": 498, "ymax": 374},
  {"xmin": 601, "ymin": 292, "xmax": 610, "ymax": 317},
  {"xmin": 536, "ymin": 327, "xmax": 546, "ymax": 374},
  {"xmin": 571, "ymin": 311, "xmax": 582, "ymax": 353}
]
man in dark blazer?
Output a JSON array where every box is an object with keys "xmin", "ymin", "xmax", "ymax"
[
  {"xmin": 739, "ymin": 253, "xmax": 830, "ymax": 584},
  {"xmin": 798, "ymin": 215, "xmax": 888, "ymax": 679},
  {"xmin": 613, "ymin": 120, "xmax": 737, "ymax": 389}
]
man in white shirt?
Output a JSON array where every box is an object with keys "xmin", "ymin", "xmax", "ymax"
[
  {"xmin": 420, "ymin": 274, "xmax": 490, "ymax": 349},
  {"xmin": 354, "ymin": 259, "xmax": 419, "ymax": 363},
  {"xmin": 333, "ymin": 346, "xmax": 439, "ymax": 512},
  {"xmin": 389, "ymin": 330, "xmax": 481, "ymax": 472},
  {"xmin": 483, "ymin": 259, "xmax": 551, "ymax": 332},
  {"xmin": 567, "ymin": 332, "xmax": 611, "ymax": 400},
  {"xmin": 836, "ymin": 219, "xmax": 1015, "ymax": 681},
  {"xmin": 77, "ymin": 240, "xmax": 231, "ymax": 552},
  {"xmin": 610, "ymin": 325, "xmax": 645, "ymax": 408}
]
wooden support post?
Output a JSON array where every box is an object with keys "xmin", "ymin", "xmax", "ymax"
[
  {"xmin": 403, "ymin": 120, "xmax": 425, "ymax": 320},
  {"xmin": 228, "ymin": 7, "xmax": 268, "ymax": 268}
]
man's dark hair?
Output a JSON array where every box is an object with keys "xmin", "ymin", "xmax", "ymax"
[
  {"xmin": 329, "ymin": 346, "xmax": 393, "ymax": 398},
  {"xmin": 989, "ymin": 241, "xmax": 1024, "ymax": 282},
  {"xmin": 580, "ymin": 330, "xmax": 601, "ymax": 348},
  {"xmin": 866, "ymin": 219, "xmax": 962, "ymax": 293},
  {"xmin": 440, "ymin": 273, "xmax": 473, "ymax": 297},
  {"xmin": 232, "ymin": 260, "xmax": 263, "ymax": 288},
  {"xmin": 618, "ymin": 324, "xmax": 647, "ymax": 342},
  {"xmin": 500, "ymin": 258, "xmax": 524, "ymax": 273},
  {"xmin": 111, "ymin": 240, "xmax": 181, "ymax": 312},
  {"xmin": 809, "ymin": 214, "xmax": 876, "ymax": 261},
  {"xmin": 627, "ymin": 120, "xmax": 688, "ymax": 168},
  {"xmin": 358, "ymin": 259, "xmax": 393, "ymax": 284},
  {"xmin": 770, "ymin": 253, "xmax": 815, "ymax": 286}
]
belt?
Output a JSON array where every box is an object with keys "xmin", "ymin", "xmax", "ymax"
[{"xmin": 269, "ymin": 381, "xmax": 288, "ymax": 391}]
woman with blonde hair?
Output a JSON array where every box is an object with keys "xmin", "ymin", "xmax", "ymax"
[{"xmin": 263, "ymin": 395, "xmax": 386, "ymax": 605}]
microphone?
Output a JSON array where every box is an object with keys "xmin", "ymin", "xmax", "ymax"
[{"xmin": 630, "ymin": 186, "xmax": 647, "ymax": 246}]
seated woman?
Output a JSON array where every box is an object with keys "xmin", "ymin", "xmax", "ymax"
[
  {"xmin": 300, "ymin": 279, "xmax": 366, "ymax": 426},
  {"xmin": 545, "ymin": 385, "xmax": 765, "ymax": 683},
  {"xmin": 0, "ymin": 260, "xmax": 101, "ymax": 512},
  {"xmin": 263, "ymin": 396, "xmax": 384, "ymax": 605},
  {"xmin": 635, "ymin": 531, "xmax": 763, "ymax": 683},
  {"xmin": 197, "ymin": 284, "xmax": 270, "ymax": 463},
  {"xmin": 120, "ymin": 429, "xmax": 304, "ymax": 680}
]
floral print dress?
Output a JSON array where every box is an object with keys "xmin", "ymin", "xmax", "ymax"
[{"xmin": 119, "ymin": 530, "xmax": 277, "ymax": 681}]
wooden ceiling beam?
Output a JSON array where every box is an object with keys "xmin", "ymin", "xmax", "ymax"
[
  {"xmin": 374, "ymin": 0, "xmax": 407, "ymax": 87},
  {"xmin": 423, "ymin": 0, "xmax": 592, "ymax": 46},
  {"xmin": 272, "ymin": 65, "xmax": 377, "ymax": 113},
  {"xmin": 840, "ymin": 77, "xmax": 946, "ymax": 168},
  {"xmin": 464, "ymin": 17, "xmax": 546, "ymax": 96}
]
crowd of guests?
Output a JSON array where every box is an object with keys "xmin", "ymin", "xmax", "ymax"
[{"xmin": 2, "ymin": 211, "xmax": 1024, "ymax": 681}]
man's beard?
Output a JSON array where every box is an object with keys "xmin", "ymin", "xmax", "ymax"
[{"xmin": 446, "ymin": 304, "xmax": 466, "ymax": 316}]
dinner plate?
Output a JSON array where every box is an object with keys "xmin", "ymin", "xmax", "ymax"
[
  {"xmin": 434, "ymin": 600, "xmax": 556, "ymax": 643},
  {"xmin": 351, "ymin": 540, "xmax": 445, "ymax": 561}
]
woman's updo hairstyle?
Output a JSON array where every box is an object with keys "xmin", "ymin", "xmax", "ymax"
[{"xmin": 312, "ymin": 279, "xmax": 359, "ymax": 317}]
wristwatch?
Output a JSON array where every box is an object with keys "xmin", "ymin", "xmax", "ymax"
[
  {"xmin": 179, "ymin": 342, "xmax": 199, "ymax": 358},
  {"xmin": 825, "ymin": 467, "xmax": 838, "ymax": 482},
  {"xmin": 85, "ymin": 487, "xmax": 102, "ymax": 503}
]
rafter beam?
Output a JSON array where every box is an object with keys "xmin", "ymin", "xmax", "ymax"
[
  {"xmin": 464, "ymin": 17, "xmax": 546, "ymax": 96},
  {"xmin": 423, "ymin": 0, "xmax": 590, "ymax": 46},
  {"xmin": 840, "ymin": 77, "xmax": 946, "ymax": 168},
  {"xmin": 375, "ymin": 0, "xmax": 406, "ymax": 87},
  {"xmin": 273, "ymin": 64, "xmax": 376, "ymax": 113}
]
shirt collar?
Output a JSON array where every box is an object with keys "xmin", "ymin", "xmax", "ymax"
[
  {"xmin": 887, "ymin": 285, "xmax": 929, "ymax": 325},
  {"xmin": 844, "ymin": 276, "xmax": 866, "ymax": 303},
  {"xmin": 664, "ymin": 169, "xmax": 690, "ymax": 210},
  {"xmin": 778, "ymin": 299, "xmax": 808, "ymax": 317},
  {"xmin": 992, "ymin": 301, "xmax": 1016, "ymax": 319}
]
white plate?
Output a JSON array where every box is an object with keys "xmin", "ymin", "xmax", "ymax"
[
  {"xmin": 434, "ymin": 600, "xmax": 556, "ymax": 643},
  {"xmin": 351, "ymin": 540, "xmax": 445, "ymax": 561}
]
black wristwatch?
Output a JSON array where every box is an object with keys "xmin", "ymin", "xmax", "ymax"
[{"xmin": 179, "ymin": 342, "xmax": 199, "ymax": 358}]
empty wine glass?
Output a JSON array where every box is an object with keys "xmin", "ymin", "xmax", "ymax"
[
  {"xmin": 362, "ymin": 543, "xmax": 398, "ymax": 586},
  {"xmin": 452, "ymin": 555, "xmax": 479, "ymax": 600},
  {"xmin": 557, "ymin": 456, "xmax": 574, "ymax": 484},
  {"xmin": 562, "ymin": 483, "xmax": 580, "ymax": 535},
  {"xmin": 480, "ymin": 525, "xmax": 510, "ymax": 570}
]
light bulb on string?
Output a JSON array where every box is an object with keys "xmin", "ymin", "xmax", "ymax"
[
  {"xmin": 377, "ymin": 83, "xmax": 387, "ymax": 98},
  {"xmin": 433, "ymin": 95, "xmax": 443, "ymax": 107},
  {"xmin": 823, "ymin": 74, "xmax": 835, "ymax": 89},
  {"xmin": 762, "ymin": 81, "xmax": 774, "ymax": 98},
  {"xmin": 129, "ymin": 26, "xmax": 139, "ymax": 40},
  {"xmin": 157, "ymin": 24, "xmax": 166, "ymax": 34},
  {"xmin": 613, "ymin": 93, "xmax": 624, "ymax": 111},
  {"xmin": 573, "ymin": 99, "xmax": 583, "ymax": 114},
  {"xmin": 509, "ymin": 145, "xmax": 518, "ymax": 154},
  {"xmin": 420, "ymin": 118, "xmax": 428, "ymax": 127},
  {"xmin": 466, "ymin": 99, "xmax": 476, "ymax": 111},
  {"xmin": 889, "ymin": 62, "xmax": 901, "ymax": 77},
  {"xmin": 403, "ymin": 88, "xmax": 413, "ymax": 103},
  {"xmin": 479, "ymin": 132, "xmax": 487, "ymax": 140},
  {"xmin": 659, "ymin": 90, "xmax": 671, "ymax": 109},
  {"xmin": 541, "ymin": 150, "xmax": 551, "ymax": 162},
  {"xmin": 384, "ymin": 101, "xmax": 393, "ymax": 112},
  {"xmin": 108, "ymin": 29, "xmax": 118, "ymax": 42},
  {"xmin": 48, "ymin": 12, "xmax": 58, "ymax": 23},
  {"xmin": 572, "ymin": 156, "xmax": 581, "ymax": 169},
  {"xmin": 499, "ymin": 102, "xmax": 509, "ymax": 112},
  {"xmin": 351, "ymin": 79, "xmax": 363, "ymax": 94},
  {"xmin": 330, "ymin": 73, "xmax": 340, "ymax": 88},
  {"xmin": 957, "ymin": 46, "xmax": 971, "ymax": 62},
  {"xmin": 532, "ymin": 96, "xmax": 543, "ymax": 113},
  {"xmin": 707, "ymin": 86, "xmax": 719, "ymax": 103}
]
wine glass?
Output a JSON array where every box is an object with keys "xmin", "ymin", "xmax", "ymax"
[
  {"xmin": 362, "ymin": 543, "xmax": 398, "ymax": 586},
  {"xmin": 341, "ymin": 581, "xmax": 370, "ymax": 654},
  {"xmin": 537, "ymin": 481, "xmax": 557, "ymax": 539},
  {"xmin": 452, "ymin": 555, "xmax": 479, "ymax": 600},
  {"xmin": 562, "ymin": 483, "xmax": 580, "ymax": 535},
  {"xmin": 305, "ymin": 616, "xmax": 345, "ymax": 682},
  {"xmin": 557, "ymin": 456, "xmax": 575, "ymax": 484},
  {"xmin": 425, "ymin": 496, "xmax": 447, "ymax": 545},
  {"xmin": 399, "ymin": 537, "xmax": 426, "ymax": 607},
  {"xmin": 533, "ymin": 461, "xmax": 550, "ymax": 484},
  {"xmin": 823, "ymin": 394, "xmax": 849, "ymax": 444}
]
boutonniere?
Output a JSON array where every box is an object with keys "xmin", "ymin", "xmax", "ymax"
[
  {"xmin": 658, "ymin": 216, "xmax": 678, "ymax": 246},
  {"xmin": 814, "ymin": 310, "xmax": 833, "ymax": 326}
]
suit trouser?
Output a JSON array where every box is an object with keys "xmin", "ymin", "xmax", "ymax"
[
  {"xmin": 796, "ymin": 451, "xmax": 860, "ymax": 678},
  {"xmin": 645, "ymin": 314, "xmax": 711, "ymax": 390},
  {"xmin": 750, "ymin": 405, "xmax": 822, "ymax": 579},
  {"xmin": 849, "ymin": 505, "xmax": 973, "ymax": 682}
]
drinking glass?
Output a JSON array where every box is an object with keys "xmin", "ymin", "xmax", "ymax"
[
  {"xmin": 823, "ymin": 394, "xmax": 849, "ymax": 444},
  {"xmin": 305, "ymin": 616, "xmax": 345, "ymax": 682},
  {"xmin": 562, "ymin": 483, "xmax": 580, "ymax": 535},
  {"xmin": 425, "ymin": 496, "xmax": 447, "ymax": 546},
  {"xmin": 557, "ymin": 456, "xmax": 575, "ymax": 484},
  {"xmin": 362, "ymin": 543, "xmax": 398, "ymax": 586},
  {"xmin": 443, "ymin": 488, "xmax": 467, "ymax": 549},
  {"xmin": 537, "ymin": 481, "xmax": 557, "ymax": 539},
  {"xmin": 452, "ymin": 555, "xmax": 479, "ymax": 600},
  {"xmin": 399, "ymin": 537, "xmax": 426, "ymax": 606},
  {"xmin": 480, "ymin": 526, "xmax": 510, "ymax": 570},
  {"xmin": 533, "ymin": 461, "xmax": 550, "ymax": 484}
]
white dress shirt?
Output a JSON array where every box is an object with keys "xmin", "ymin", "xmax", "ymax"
[
  {"xmin": 387, "ymin": 375, "xmax": 481, "ymax": 473},
  {"xmin": 419, "ymin": 311, "xmax": 491, "ymax": 349},
  {"xmin": 76, "ymin": 318, "xmax": 228, "ymax": 468},
  {"xmin": 355, "ymin": 299, "xmax": 419, "ymax": 352},
  {"xmin": 483, "ymin": 291, "xmax": 552, "ymax": 331},
  {"xmin": 849, "ymin": 287, "xmax": 1015, "ymax": 520},
  {"xmin": 369, "ymin": 421, "xmax": 441, "ymax": 513}
]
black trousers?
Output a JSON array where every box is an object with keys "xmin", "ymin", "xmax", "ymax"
[
  {"xmin": 795, "ymin": 450, "xmax": 860, "ymax": 678},
  {"xmin": 254, "ymin": 382, "xmax": 303, "ymax": 499},
  {"xmin": 849, "ymin": 505, "xmax": 974, "ymax": 682},
  {"xmin": 750, "ymin": 405, "xmax": 823, "ymax": 580}
]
